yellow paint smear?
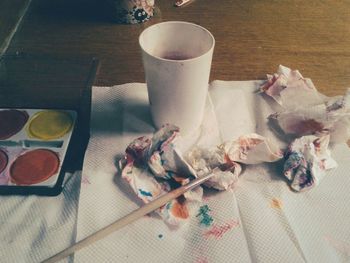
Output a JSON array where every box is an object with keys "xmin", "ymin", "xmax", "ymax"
[
  {"xmin": 271, "ymin": 198, "xmax": 283, "ymax": 209},
  {"xmin": 27, "ymin": 111, "xmax": 73, "ymax": 140}
]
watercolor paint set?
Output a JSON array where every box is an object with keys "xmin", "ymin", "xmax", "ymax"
[{"xmin": 0, "ymin": 108, "xmax": 77, "ymax": 195}]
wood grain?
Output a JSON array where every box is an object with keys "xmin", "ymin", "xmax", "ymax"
[{"xmin": 6, "ymin": 0, "xmax": 350, "ymax": 96}]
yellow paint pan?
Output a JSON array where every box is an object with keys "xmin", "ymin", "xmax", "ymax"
[{"xmin": 26, "ymin": 110, "xmax": 73, "ymax": 140}]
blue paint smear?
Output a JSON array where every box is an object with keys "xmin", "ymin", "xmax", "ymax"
[
  {"xmin": 139, "ymin": 189, "xmax": 153, "ymax": 197},
  {"xmin": 196, "ymin": 205, "xmax": 214, "ymax": 227}
]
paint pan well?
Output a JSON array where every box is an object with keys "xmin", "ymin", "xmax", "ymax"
[
  {"xmin": 0, "ymin": 149, "xmax": 8, "ymax": 174},
  {"xmin": 10, "ymin": 149, "xmax": 60, "ymax": 185},
  {"xmin": 0, "ymin": 110, "xmax": 29, "ymax": 140},
  {"xmin": 27, "ymin": 111, "xmax": 73, "ymax": 140}
]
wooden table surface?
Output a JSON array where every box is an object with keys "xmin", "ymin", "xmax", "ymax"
[
  {"xmin": 2, "ymin": 0, "xmax": 350, "ymax": 169},
  {"xmin": 6, "ymin": 0, "xmax": 350, "ymax": 96}
]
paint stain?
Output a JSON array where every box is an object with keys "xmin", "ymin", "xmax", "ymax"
[
  {"xmin": 27, "ymin": 110, "xmax": 73, "ymax": 140},
  {"xmin": 0, "ymin": 174, "xmax": 9, "ymax": 185},
  {"xmin": 202, "ymin": 196, "xmax": 210, "ymax": 202},
  {"xmin": 139, "ymin": 189, "xmax": 153, "ymax": 197},
  {"xmin": 324, "ymin": 236, "xmax": 350, "ymax": 256},
  {"xmin": 81, "ymin": 175, "xmax": 91, "ymax": 185},
  {"xmin": 158, "ymin": 234, "xmax": 164, "ymax": 239},
  {"xmin": 271, "ymin": 198, "xmax": 283, "ymax": 209},
  {"xmin": 10, "ymin": 149, "xmax": 59, "ymax": 185},
  {"xmin": 288, "ymin": 119, "xmax": 324, "ymax": 135},
  {"xmin": 203, "ymin": 220, "xmax": 239, "ymax": 239},
  {"xmin": 171, "ymin": 199, "xmax": 189, "ymax": 219},
  {"xmin": 0, "ymin": 149, "xmax": 8, "ymax": 174},
  {"xmin": 196, "ymin": 205, "xmax": 214, "ymax": 227},
  {"xmin": 0, "ymin": 110, "xmax": 29, "ymax": 139}
]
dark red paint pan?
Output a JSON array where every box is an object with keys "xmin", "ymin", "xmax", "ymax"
[{"xmin": 0, "ymin": 110, "xmax": 29, "ymax": 140}]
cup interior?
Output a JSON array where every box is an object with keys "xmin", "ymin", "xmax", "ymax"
[{"xmin": 139, "ymin": 21, "xmax": 215, "ymax": 61}]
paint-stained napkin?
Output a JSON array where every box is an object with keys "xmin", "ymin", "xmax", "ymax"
[
  {"xmin": 0, "ymin": 172, "xmax": 81, "ymax": 263},
  {"xmin": 75, "ymin": 81, "xmax": 350, "ymax": 262}
]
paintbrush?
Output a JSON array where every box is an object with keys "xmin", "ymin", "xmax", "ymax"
[{"xmin": 42, "ymin": 171, "xmax": 215, "ymax": 263}]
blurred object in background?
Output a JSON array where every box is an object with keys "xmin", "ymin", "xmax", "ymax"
[
  {"xmin": 107, "ymin": 0, "xmax": 155, "ymax": 24},
  {"xmin": 174, "ymin": 0, "xmax": 193, "ymax": 7},
  {"xmin": 0, "ymin": 0, "xmax": 31, "ymax": 55}
]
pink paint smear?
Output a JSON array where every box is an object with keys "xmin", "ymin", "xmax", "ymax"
[
  {"xmin": 204, "ymin": 219, "xmax": 239, "ymax": 239},
  {"xmin": 324, "ymin": 236, "xmax": 350, "ymax": 256},
  {"xmin": 81, "ymin": 175, "xmax": 91, "ymax": 185},
  {"xmin": 195, "ymin": 258, "xmax": 209, "ymax": 263}
]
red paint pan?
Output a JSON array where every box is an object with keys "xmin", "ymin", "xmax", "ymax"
[{"xmin": 10, "ymin": 149, "xmax": 60, "ymax": 185}]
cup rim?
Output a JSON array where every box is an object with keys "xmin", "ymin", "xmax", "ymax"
[{"xmin": 139, "ymin": 21, "xmax": 215, "ymax": 62}]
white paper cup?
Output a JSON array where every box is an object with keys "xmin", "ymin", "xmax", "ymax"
[{"xmin": 139, "ymin": 21, "xmax": 215, "ymax": 135}]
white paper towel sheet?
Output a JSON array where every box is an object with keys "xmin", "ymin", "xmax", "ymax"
[
  {"xmin": 76, "ymin": 81, "xmax": 350, "ymax": 263},
  {"xmin": 0, "ymin": 172, "xmax": 81, "ymax": 263}
]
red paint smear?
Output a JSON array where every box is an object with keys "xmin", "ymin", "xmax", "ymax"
[
  {"xmin": 81, "ymin": 175, "xmax": 91, "ymax": 185},
  {"xmin": 202, "ymin": 196, "xmax": 210, "ymax": 202},
  {"xmin": 171, "ymin": 200, "xmax": 189, "ymax": 219},
  {"xmin": 0, "ymin": 149, "xmax": 8, "ymax": 174},
  {"xmin": 125, "ymin": 136, "xmax": 151, "ymax": 165},
  {"xmin": 204, "ymin": 220, "xmax": 239, "ymax": 239},
  {"xmin": 288, "ymin": 119, "xmax": 324, "ymax": 135},
  {"xmin": 260, "ymin": 74, "xmax": 278, "ymax": 92},
  {"xmin": 10, "ymin": 149, "xmax": 59, "ymax": 185},
  {"xmin": 195, "ymin": 258, "xmax": 209, "ymax": 263},
  {"xmin": 172, "ymin": 175, "xmax": 189, "ymax": 184},
  {"xmin": 0, "ymin": 110, "xmax": 29, "ymax": 139}
]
